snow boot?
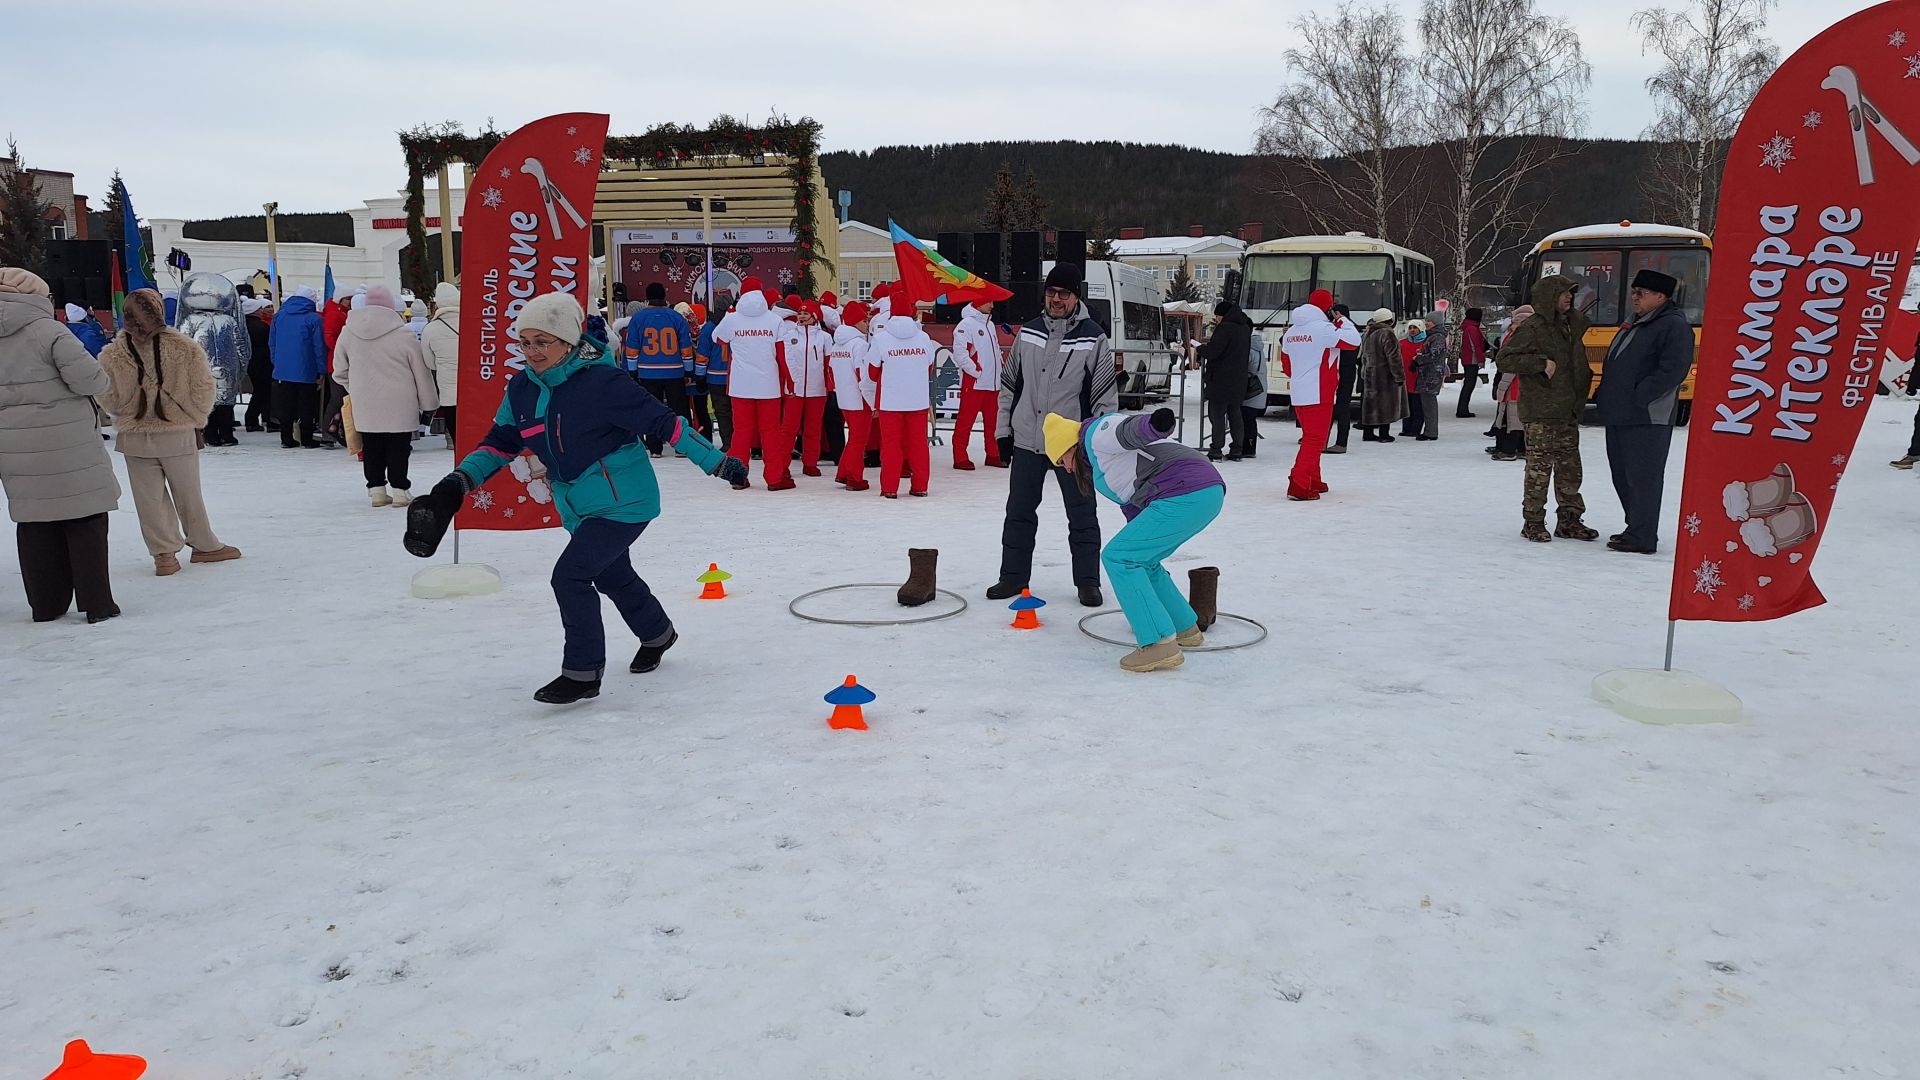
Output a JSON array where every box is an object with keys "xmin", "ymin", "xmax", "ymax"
[
  {"xmin": 189, "ymin": 545, "xmax": 243, "ymax": 564},
  {"xmin": 154, "ymin": 552, "xmax": 181, "ymax": 577},
  {"xmin": 1555, "ymin": 519, "xmax": 1599, "ymax": 541},
  {"xmin": 630, "ymin": 628, "xmax": 678, "ymax": 674},
  {"xmin": 1176, "ymin": 625, "xmax": 1206, "ymax": 648},
  {"xmin": 85, "ymin": 605, "xmax": 122, "ymax": 624},
  {"xmin": 1187, "ymin": 566, "xmax": 1220, "ymax": 631},
  {"xmin": 369, "ymin": 485, "xmax": 392, "ymax": 507},
  {"xmin": 1892, "ymin": 455, "xmax": 1918, "ymax": 470},
  {"xmin": 390, "ymin": 488, "xmax": 414, "ymax": 507},
  {"xmin": 534, "ymin": 673, "xmax": 601, "ymax": 704},
  {"xmin": 898, "ymin": 548, "xmax": 939, "ymax": 607},
  {"xmin": 767, "ymin": 477, "xmax": 797, "ymax": 491},
  {"xmin": 986, "ymin": 580, "xmax": 1025, "ymax": 601},
  {"xmin": 1121, "ymin": 639, "xmax": 1185, "ymax": 673},
  {"xmin": 1078, "ymin": 584, "xmax": 1104, "ymax": 608},
  {"xmin": 1521, "ymin": 523, "xmax": 1551, "ymax": 543}
]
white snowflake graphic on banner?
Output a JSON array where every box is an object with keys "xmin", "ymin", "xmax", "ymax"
[
  {"xmin": 502, "ymin": 508, "xmax": 515, "ymax": 519},
  {"xmin": 1906, "ymin": 52, "xmax": 1920, "ymax": 79},
  {"xmin": 1692, "ymin": 559, "xmax": 1725, "ymax": 599},
  {"xmin": 573, "ymin": 147, "xmax": 594, "ymax": 166},
  {"xmin": 1738, "ymin": 594, "xmax": 1756, "ymax": 612},
  {"xmin": 629, "ymin": 259, "xmax": 644, "ymax": 273},
  {"xmin": 470, "ymin": 490, "xmax": 494, "ymax": 511},
  {"xmin": 498, "ymin": 167, "xmax": 511, "ymax": 179},
  {"xmin": 777, "ymin": 268, "xmax": 795, "ymax": 287},
  {"xmin": 1891, "ymin": 30, "xmax": 1908, "ymax": 47},
  {"xmin": 1831, "ymin": 453, "xmax": 1848, "ymax": 466},
  {"xmin": 566, "ymin": 126, "xmax": 578, "ymax": 136},
  {"xmin": 1758, "ymin": 133, "xmax": 1794, "ymax": 171},
  {"xmin": 1684, "ymin": 512, "xmax": 1702, "ymax": 536},
  {"xmin": 1803, "ymin": 110, "xmax": 1823, "ymax": 129},
  {"xmin": 480, "ymin": 187, "xmax": 504, "ymax": 209}
]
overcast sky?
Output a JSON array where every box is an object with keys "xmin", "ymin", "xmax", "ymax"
[{"xmin": 7, "ymin": 0, "xmax": 1878, "ymax": 221}]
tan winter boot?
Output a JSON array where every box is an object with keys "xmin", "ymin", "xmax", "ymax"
[
  {"xmin": 190, "ymin": 545, "xmax": 243, "ymax": 564},
  {"xmin": 1176, "ymin": 625, "xmax": 1206, "ymax": 648},
  {"xmin": 1187, "ymin": 566, "xmax": 1220, "ymax": 631},
  {"xmin": 897, "ymin": 548, "xmax": 938, "ymax": 607},
  {"xmin": 390, "ymin": 488, "xmax": 414, "ymax": 507},
  {"xmin": 1121, "ymin": 638, "xmax": 1185, "ymax": 673},
  {"xmin": 154, "ymin": 552, "xmax": 181, "ymax": 577},
  {"xmin": 369, "ymin": 485, "xmax": 392, "ymax": 507}
]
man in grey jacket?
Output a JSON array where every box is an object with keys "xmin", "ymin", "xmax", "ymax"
[
  {"xmin": 1595, "ymin": 268, "xmax": 1695, "ymax": 554},
  {"xmin": 990, "ymin": 263, "xmax": 1118, "ymax": 606}
]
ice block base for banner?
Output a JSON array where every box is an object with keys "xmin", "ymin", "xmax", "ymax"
[
  {"xmin": 1592, "ymin": 668, "xmax": 1742, "ymax": 726},
  {"xmin": 411, "ymin": 563, "xmax": 503, "ymax": 600}
]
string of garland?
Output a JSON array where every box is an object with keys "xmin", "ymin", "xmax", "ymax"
[{"xmin": 397, "ymin": 116, "xmax": 830, "ymax": 300}]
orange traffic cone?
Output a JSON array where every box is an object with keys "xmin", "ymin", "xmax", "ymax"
[
  {"xmin": 1009, "ymin": 588, "xmax": 1046, "ymax": 630},
  {"xmin": 42, "ymin": 1040, "xmax": 146, "ymax": 1080},
  {"xmin": 825, "ymin": 675, "xmax": 875, "ymax": 731},
  {"xmin": 697, "ymin": 563, "xmax": 732, "ymax": 600}
]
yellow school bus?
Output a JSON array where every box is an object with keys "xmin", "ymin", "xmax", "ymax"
[{"xmin": 1519, "ymin": 222, "xmax": 1711, "ymax": 422}]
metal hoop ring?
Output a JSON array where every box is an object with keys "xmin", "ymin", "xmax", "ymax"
[
  {"xmin": 1076, "ymin": 609, "xmax": 1269, "ymax": 652},
  {"xmin": 787, "ymin": 583, "xmax": 971, "ymax": 626}
]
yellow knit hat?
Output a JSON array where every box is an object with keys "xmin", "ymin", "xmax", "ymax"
[{"xmin": 1042, "ymin": 413, "xmax": 1082, "ymax": 464}]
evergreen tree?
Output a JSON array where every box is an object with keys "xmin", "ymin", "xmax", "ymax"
[
  {"xmin": 1087, "ymin": 216, "xmax": 1117, "ymax": 260},
  {"xmin": 982, "ymin": 162, "xmax": 1018, "ymax": 231},
  {"xmin": 1165, "ymin": 258, "xmax": 1201, "ymax": 303},
  {"xmin": 102, "ymin": 169, "xmax": 124, "ymax": 245},
  {"xmin": 0, "ymin": 137, "xmax": 49, "ymax": 277},
  {"xmin": 1015, "ymin": 167, "xmax": 1048, "ymax": 230}
]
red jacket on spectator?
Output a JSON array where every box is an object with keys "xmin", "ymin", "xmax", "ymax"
[{"xmin": 322, "ymin": 298, "xmax": 350, "ymax": 371}]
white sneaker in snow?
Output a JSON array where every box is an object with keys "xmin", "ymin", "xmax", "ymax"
[
  {"xmin": 390, "ymin": 489, "xmax": 414, "ymax": 507},
  {"xmin": 369, "ymin": 485, "xmax": 392, "ymax": 507}
]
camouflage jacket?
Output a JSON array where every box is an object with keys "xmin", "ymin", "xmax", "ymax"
[{"xmin": 1495, "ymin": 275, "xmax": 1591, "ymax": 424}]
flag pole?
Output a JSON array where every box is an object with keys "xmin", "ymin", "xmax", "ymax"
[{"xmin": 1663, "ymin": 621, "xmax": 1676, "ymax": 673}]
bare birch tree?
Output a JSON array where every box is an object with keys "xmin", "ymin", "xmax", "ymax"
[
  {"xmin": 1634, "ymin": 0, "xmax": 1778, "ymax": 231},
  {"xmin": 1255, "ymin": 2, "xmax": 1426, "ymax": 243},
  {"xmin": 1418, "ymin": 0, "xmax": 1590, "ymax": 300}
]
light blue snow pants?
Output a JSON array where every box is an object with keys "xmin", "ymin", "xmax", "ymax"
[{"xmin": 1100, "ymin": 485, "xmax": 1225, "ymax": 647}]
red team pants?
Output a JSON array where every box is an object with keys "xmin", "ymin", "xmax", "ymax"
[
  {"xmin": 878, "ymin": 410, "xmax": 930, "ymax": 496},
  {"xmin": 1290, "ymin": 402, "xmax": 1332, "ymax": 498},
  {"xmin": 837, "ymin": 407, "xmax": 872, "ymax": 485},
  {"xmin": 953, "ymin": 385, "xmax": 1001, "ymax": 466},
  {"xmin": 788, "ymin": 394, "xmax": 828, "ymax": 470},
  {"xmin": 728, "ymin": 396, "xmax": 795, "ymax": 485}
]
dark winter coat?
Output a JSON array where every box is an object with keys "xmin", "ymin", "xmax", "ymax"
[
  {"xmin": 1495, "ymin": 275, "xmax": 1592, "ymax": 424},
  {"xmin": 268, "ymin": 296, "xmax": 327, "ymax": 383},
  {"xmin": 1358, "ymin": 321, "xmax": 1407, "ymax": 427},
  {"xmin": 1197, "ymin": 307, "xmax": 1253, "ymax": 404},
  {"xmin": 1594, "ymin": 300, "xmax": 1692, "ymax": 426},
  {"xmin": 1413, "ymin": 335, "xmax": 1448, "ymax": 395},
  {"xmin": 245, "ymin": 313, "xmax": 273, "ymax": 388}
]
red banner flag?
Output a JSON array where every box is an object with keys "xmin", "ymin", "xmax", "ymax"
[
  {"xmin": 454, "ymin": 112, "xmax": 609, "ymax": 532},
  {"xmin": 1668, "ymin": 0, "xmax": 1920, "ymax": 622}
]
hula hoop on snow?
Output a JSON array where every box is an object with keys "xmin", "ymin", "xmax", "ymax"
[
  {"xmin": 1076, "ymin": 609, "xmax": 1269, "ymax": 652},
  {"xmin": 787, "ymin": 583, "xmax": 971, "ymax": 626}
]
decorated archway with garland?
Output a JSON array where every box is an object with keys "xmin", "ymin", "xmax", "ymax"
[{"xmin": 397, "ymin": 115, "xmax": 829, "ymax": 300}]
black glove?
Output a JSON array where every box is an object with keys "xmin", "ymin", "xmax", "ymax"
[
  {"xmin": 715, "ymin": 457, "xmax": 749, "ymax": 487},
  {"xmin": 1150, "ymin": 407, "xmax": 1177, "ymax": 435},
  {"xmin": 997, "ymin": 436, "xmax": 1015, "ymax": 462},
  {"xmin": 403, "ymin": 474, "xmax": 467, "ymax": 558}
]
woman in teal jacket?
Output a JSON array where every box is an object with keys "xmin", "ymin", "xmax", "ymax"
[{"xmin": 406, "ymin": 293, "xmax": 747, "ymax": 703}]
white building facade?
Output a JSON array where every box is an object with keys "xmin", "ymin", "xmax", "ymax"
[{"xmin": 1107, "ymin": 230, "xmax": 1248, "ymax": 303}]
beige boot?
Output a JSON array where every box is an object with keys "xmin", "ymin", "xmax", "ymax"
[
  {"xmin": 1120, "ymin": 638, "xmax": 1185, "ymax": 672},
  {"xmin": 1892, "ymin": 456, "xmax": 1918, "ymax": 470},
  {"xmin": 390, "ymin": 488, "xmax": 414, "ymax": 507},
  {"xmin": 369, "ymin": 485, "xmax": 392, "ymax": 507},
  {"xmin": 190, "ymin": 545, "xmax": 243, "ymax": 564},
  {"xmin": 154, "ymin": 552, "xmax": 181, "ymax": 577},
  {"xmin": 1175, "ymin": 625, "xmax": 1206, "ymax": 648}
]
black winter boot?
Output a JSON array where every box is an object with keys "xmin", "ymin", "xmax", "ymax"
[
  {"xmin": 986, "ymin": 580, "xmax": 1025, "ymax": 601},
  {"xmin": 1078, "ymin": 584, "xmax": 1104, "ymax": 608},
  {"xmin": 630, "ymin": 628, "xmax": 678, "ymax": 673},
  {"xmin": 534, "ymin": 673, "xmax": 601, "ymax": 704},
  {"xmin": 898, "ymin": 548, "xmax": 938, "ymax": 607},
  {"xmin": 1188, "ymin": 566, "xmax": 1220, "ymax": 631}
]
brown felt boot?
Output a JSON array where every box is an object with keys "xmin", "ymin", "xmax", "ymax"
[
  {"xmin": 1187, "ymin": 566, "xmax": 1220, "ymax": 631},
  {"xmin": 898, "ymin": 548, "xmax": 938, "ymax": 607}
]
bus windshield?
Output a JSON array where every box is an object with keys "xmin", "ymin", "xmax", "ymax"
[
  {"xmin": 1317, "ymin": 255, "xmax": 1393, "ymax": 312},
  {"xmin": 1243, "ymin": 254, "xmax": 1312, "ymax": 312},
  {"xmin": 1540, "ymin": 250, "xmax": 1623, "ymax": 326},
  {"xmin": 1629, "ymin": 248, "xmax": 1711, "ymax": 324}
]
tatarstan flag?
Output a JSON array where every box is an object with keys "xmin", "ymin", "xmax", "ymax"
[{"xmin": 889, "ymin": 220, "xmax": 1010, "ymax": 308}]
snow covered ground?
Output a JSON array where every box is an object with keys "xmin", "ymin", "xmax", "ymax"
[{"xmin": 4, "ymin": 393, "xmax": 1918, "ymax": 1079}]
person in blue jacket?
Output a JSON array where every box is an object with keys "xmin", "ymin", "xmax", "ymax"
[
  {"xmin": 63, "ymin": 303, "xmax": 110, "ymax": 357},
  {"xmin": 267, "ymin": 285, "xmax": 327, "ymax": 447},
  {"xmin": 405, "ymin": 292, "xmax": 748, "ymax": 704},
  {"xmin": 622, "ymin": 282, "xmax": 696, "ymax": 456},
  {"xmin": 698, "ymin": 303, "xmax": 732, "ymax": 450}
]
